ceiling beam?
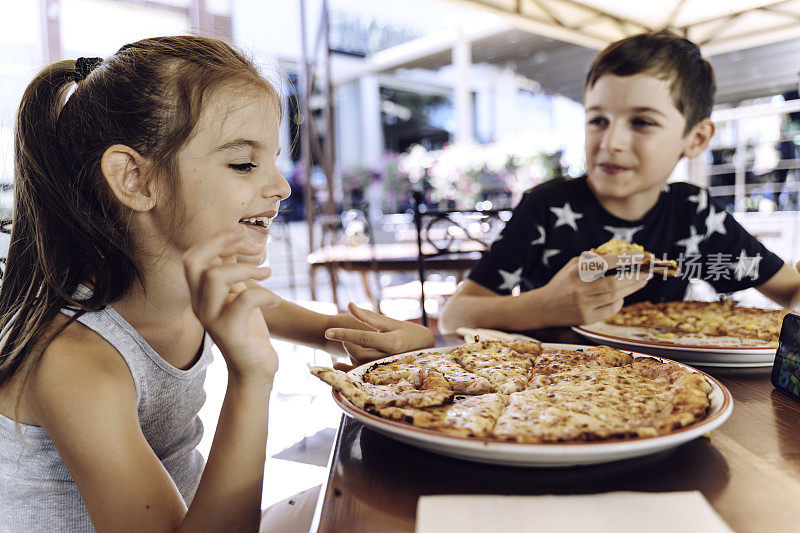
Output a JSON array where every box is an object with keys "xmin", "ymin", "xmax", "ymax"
[
  {"xmin": 761, "ymin": 4, "xmax": 800, "ymax": 22},
  {"xmin": 553, "ymin": 0, "xmax": 653, "ymax": 32},
  {"xmin": 530, "ymin": 0, "xmax": 570, "ymax": 29},
  {"xmin": 696, "ymin": 12, "xmax": 745, "ymax": 47},
  {"xmin": 440, "ymin": 0, "xmax": 606, "ymax": 48},
  {"xmin": 701, "ymin": 22, "xmax": 800, "ymax": 56},
  {"xmin": 675, "ymin": 0, "xmax": 792, "ymax": 30},
  {"xmin": 663, "ymin": 0, "xmax": 688, "ymax": 29},
  {"xmin": 449, "ymin": 0, "xmax": 800, "ymax": 57}
]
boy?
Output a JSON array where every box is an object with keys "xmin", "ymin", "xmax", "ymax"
[{"xmin": 440, "ymin": 30, "xmax": 800, "ymax": 333}]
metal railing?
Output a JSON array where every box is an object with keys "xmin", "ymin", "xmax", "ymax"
[{"xmin": 701, "ymin": 98, "xmax": 800, "ymax": 212}]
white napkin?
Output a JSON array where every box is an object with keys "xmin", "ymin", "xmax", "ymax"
[
  {"xmin": 416, "ymin": 491, "xmax": 733, "ymax": 533},
  {"xmin": 456, "ymin": 327, "xmax": 538, "ymax": 343}
]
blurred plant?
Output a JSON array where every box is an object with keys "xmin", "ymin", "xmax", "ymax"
[
  {"xmin": 380, "ymin": 152, "xmax": 414, "ymax": 212},
  {"xmin": 340, "ymin": 165, "xmax": 379, "ymax": 208},
  {"xmin": 398, "ymin": 133, "xmax": 562, "ymax": 209},
  {"xmin": 339, "ymin": 133, "xmax": 567, "ymax": 213}
]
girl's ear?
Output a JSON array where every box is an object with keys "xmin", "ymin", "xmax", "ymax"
[
  {"xmin": 100, "ymin": 145, "xmax": 157, "ymax": 212},
  {"xmin": 683, "ymin": 118, "xmax": 716, "ymax": 158}
]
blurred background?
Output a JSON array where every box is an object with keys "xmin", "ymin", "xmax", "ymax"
[
  {"xmin": 3, "ymin": 1, "xmax": 800, "ymax": 312},
  {"xmin": 2, "ymin": 0, "xmax": 800, "ymax": 507}
]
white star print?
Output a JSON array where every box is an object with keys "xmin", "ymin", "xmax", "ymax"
[
  {"xmin": 674, "ymin": 226, "xmax": 704, "ymax": 256},
  {"xmin": 603, "ymin": 225, "xmax": 644, "ymax": 242},
  {"xmin": 662, "ymin": 183, "xmax": 671, "ymax": 193},
  {"xmin": 531, "ymin": 225, "xmax": 545, "ymax": 246},
  {"xmin": 497, "ymin": 267, "xmax": 522, "ymax": 291},
  {"xmin": 542, "ymin": 248, "xmax": 561, "ymax": 267},
  {"xmin": 705, "ymin": 206, "xmax": 727, "ymax": 237},
  {"xmin": 550, "ymin": 202, "xmax": 583, "ymax": 231},
  {"xmin": 688, "ymin": 190, "xmax": 708, "ymax": 213},
  {"xmin": 731, "ymin": 250, "xmax": 762, "ymax": 281}
]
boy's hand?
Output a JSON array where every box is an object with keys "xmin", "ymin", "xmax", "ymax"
[
  {"xmin": 324, "ymin": 302, "xmax": 435, "ymax": 366},
  {"xmin": 537, "ymin": 254, "xmax": 652, "ymax": 326},
  {"xmin": 183, "ymin": 227, "xmax": 281, "ymax": 381}
]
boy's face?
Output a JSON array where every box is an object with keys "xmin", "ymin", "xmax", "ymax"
[{"xmin": 584, "ymin": 73, "xmax": 699, "ymax": 208}]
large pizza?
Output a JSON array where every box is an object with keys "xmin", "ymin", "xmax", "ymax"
[
  {"xmin": 605, "ymin": 300, "xmax": 789, "ymax": 346},
  {"xmin": 310, "ymin": 340, "xmax": 711, "ymax": 443}
]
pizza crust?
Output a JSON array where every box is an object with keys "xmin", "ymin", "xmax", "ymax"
[{"xmin": 309, "ymin": 366, "xmax": 453, "ymax": 409}]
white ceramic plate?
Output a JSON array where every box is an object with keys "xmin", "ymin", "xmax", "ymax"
[
  {"xmin": 680, "ymin": 360, "xmax": 773, "ymax": 369},
  {"xmin": 573, "ymin": 323, "xmax": 776, "ymax": 366},
  {"xmin": 331, "ymin": 343, "xmax": 733, "ymax": 467}
]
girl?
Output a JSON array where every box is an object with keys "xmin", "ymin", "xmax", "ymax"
[{"xmin": 0, "ymin": 36, "xmax": 433, "ymax": 532}]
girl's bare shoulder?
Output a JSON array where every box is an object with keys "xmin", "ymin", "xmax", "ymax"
[{"xmin": 23, "ymin": 314, "xmax": 136, "ymax": 424}]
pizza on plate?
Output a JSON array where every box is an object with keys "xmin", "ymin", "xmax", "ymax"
[
  {"xmin": 310, "ymin": 340, "xmax": 712, "ymax": 443},
  {"xmin": 592, "ymin": 238, "xmax": 679, "ymax": 276},
  {"xmin": 605, "ymin": 300, "xmax": 789, "ymax": 345}
]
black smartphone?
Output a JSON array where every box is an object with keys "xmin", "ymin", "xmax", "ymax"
[{"xmin": 772, "ymin": 313, "xmax": 800, "ymax": 402}]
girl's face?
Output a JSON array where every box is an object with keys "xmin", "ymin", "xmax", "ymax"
[{"xmin": 167, "ymin": 84, "xmax": 291, "ymax": 265}]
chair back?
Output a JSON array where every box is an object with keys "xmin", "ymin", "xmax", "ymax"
[{"xmin": 411, "ymin": 191, "xmax": 510, "ymax": 326}]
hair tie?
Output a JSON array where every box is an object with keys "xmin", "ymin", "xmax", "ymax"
[{"xmin": 74, "ymin": 57, "xmax": 103, "ymax": 82}]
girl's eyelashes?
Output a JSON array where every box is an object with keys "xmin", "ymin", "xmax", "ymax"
[{"xmin": 229, "ymin": 162, "xmax": 257, "ymax": 173}]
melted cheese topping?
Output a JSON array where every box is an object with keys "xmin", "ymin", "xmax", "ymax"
[
  {"xmin": 311, "ymin": 340, "xmax": 711, "ymax": 444},
  {"xmin": 607, "ymin": 300, "xmax": 788, "ymax": 342}
]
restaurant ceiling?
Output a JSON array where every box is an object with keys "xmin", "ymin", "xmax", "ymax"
[
  {"xmin": 448, "ymin": 0, "xmax": 800, "ymax": 103},
  {"xmin": 350, "ymin": 1, "xmax": 800, "ymax": 105},
  {"xmin": 450, "ymin": 0, "xmax": 800, "ymax": 56},
  {"xmin": 398, "ymin": 27, "xmax": 800, "ymax": 105}
]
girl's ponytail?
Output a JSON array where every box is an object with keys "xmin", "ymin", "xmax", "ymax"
[{"xmin": 0, "ymin": 61, "xmax": 81, "ymax": 391}]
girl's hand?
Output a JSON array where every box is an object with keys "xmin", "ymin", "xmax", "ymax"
[
  {"xmin": 324, "ymin": 302, "xmax": 435, "ymax": 366},
  {"xmin": 183, "ymin": 227, "xmax": 281, "ymax": 381}
]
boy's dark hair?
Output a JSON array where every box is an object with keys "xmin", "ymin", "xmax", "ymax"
[{"xmin": 585, "ymin": 30, "xmax": 715, "ymax": 134}]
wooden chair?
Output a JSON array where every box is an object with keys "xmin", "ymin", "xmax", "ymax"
[
  {"xmin": 307, "ymin": 209, "xmax": 378, "ymax": 310},
  {"xmin": 410, "ymin": 191, "xmax": 510, "ymax": 327}
]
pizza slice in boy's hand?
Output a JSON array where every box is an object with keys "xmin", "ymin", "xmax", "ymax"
[{"xmin": 592, "ymin": 238, "xmax": 679, "ymax": 276}]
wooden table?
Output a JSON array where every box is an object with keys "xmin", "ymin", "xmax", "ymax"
[
  {"xmin": 310, "ymin": 328, "xmax": 800, "ymax": 533},
  {"xmin": 306, "ymin": 242, "xmax": 484, "ymax": 308}
]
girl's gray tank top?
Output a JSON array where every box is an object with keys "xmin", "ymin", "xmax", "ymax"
[{"xmin": 0, "ymin": 304, "xmax": 213, "ymax": 532}]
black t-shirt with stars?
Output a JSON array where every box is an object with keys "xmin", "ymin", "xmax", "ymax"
[{"xmin": 468, "ymin": 177, "xmax": 784, "ymax": 304}]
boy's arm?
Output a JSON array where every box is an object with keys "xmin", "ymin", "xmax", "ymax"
[
  {"xmin": 439, "ymin": 256, "xmax": 652, "ymax": 333},
  {"xmin": 439, "ymin": 279, "xmax": 542, "ymax": 333},
  {"xmin": 755, "ymin": 263, "xmax": 800, "ymax": 308}
]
